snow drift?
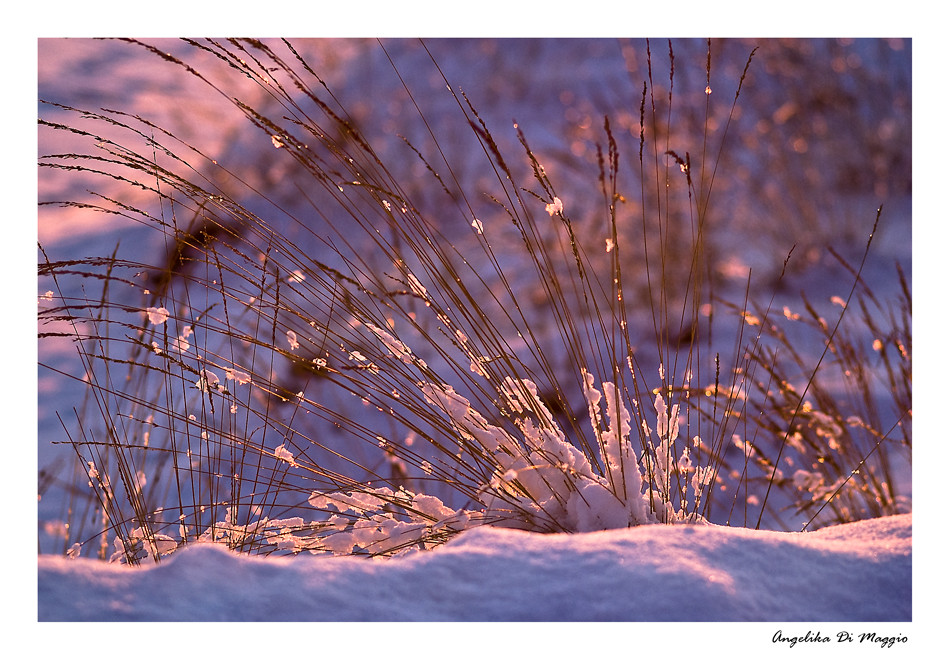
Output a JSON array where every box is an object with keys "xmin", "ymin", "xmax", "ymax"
[{"xmin": 38, "ymin": 513, "xmax": 910, "ymax": 622}]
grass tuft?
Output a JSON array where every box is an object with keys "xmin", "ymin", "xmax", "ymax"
[{"xmin": 38, "ymin": 38, "xmax": 911, "ymax": 562}]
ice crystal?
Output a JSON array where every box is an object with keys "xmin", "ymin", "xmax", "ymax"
[
  {"xmin": 365, "ymin": 323, "xmax": 422, "ymax": 366},
  {"xmin": 146, "ymin": 306, "xmax": 170, "ymax": 325},
  {"xmin": 195, "ymin": 369, "xmax": 222, "ymax": 393},
  {"xmin": 226, "ymin": 368, "xmax": 251, "ymax": 385},
  {"xmin": 286, "ymin": 330, "xmax": 299, "ymax": 351},
  {"xmin": 274, "ymin": 443, "xmax": 296, "ymax": 466},
  {"xmin": 172, "ymin": 335, "xmax": 190, "ymax": 353},
  {"xmin": 407, "ymin": 272, "xmax": 428, "ymax": 299}
]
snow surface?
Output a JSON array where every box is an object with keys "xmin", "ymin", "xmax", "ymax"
[
  {"xmin": 39, "ymin": 513, "xmax": 910, "ymax": 622},
  {"xmin": 26, "ymin": 30, "xmax": 933, "ymax": 653}
]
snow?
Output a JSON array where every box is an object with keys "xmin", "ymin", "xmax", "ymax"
[
  {"xmin": 38, "ymin": 514, "xmax": 910, "ymax": 623},
  {"xmin": 22, "ymin": 26, "xmax": 935, "ymax": 652}
]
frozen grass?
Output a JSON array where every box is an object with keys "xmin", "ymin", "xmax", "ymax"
[{"xmin": 37, "ymin": 38, "xmax": 911, "ymax": 563}]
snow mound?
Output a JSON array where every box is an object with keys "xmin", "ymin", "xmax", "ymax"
[{"xmin": 38, "ymin": 514, "xmax": 910, "ymax": 622}]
